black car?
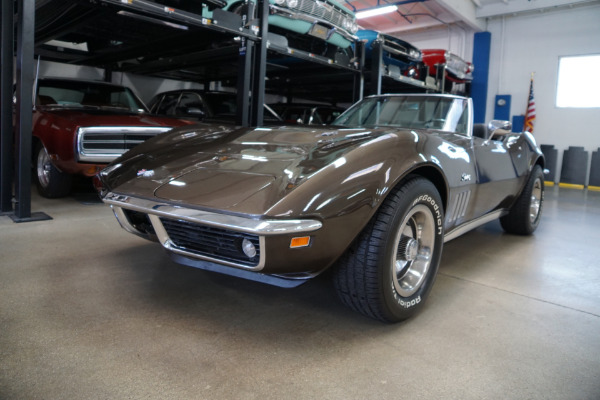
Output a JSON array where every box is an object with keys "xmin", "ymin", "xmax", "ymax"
[
  {"xmin": 268, "ymin": 103, "xmax": 345, "ymax": 125},
  {"xmin": 148, "ymin": 90, "xmax": 282, "ymax": 124}
]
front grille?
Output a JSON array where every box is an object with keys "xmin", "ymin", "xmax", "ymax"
[
  {"xmin": 77, "ymin": 126, "xmax": 172, "ymax": 163},
  {"xmin": 295, "ymin": 0, "xmax": 350, "ymax": 29},
  {"xmin": 160, "ymin": 218, "xmax": 261, "ymax": 267}
]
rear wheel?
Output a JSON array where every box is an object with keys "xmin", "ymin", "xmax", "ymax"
[
  {"xmin": 35, "ymin": 142, "xmax": 72, "ymax": 198},
  {"xmin": 333, "ymin": 177, "xmax": 444, "ymax": 322},
  {"xmin": 500, "ymin": 165, "xmax": 544, "ymax": 235}
]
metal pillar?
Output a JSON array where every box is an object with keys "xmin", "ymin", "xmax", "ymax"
[
  {"xmin": 1, "ymin": 0, "xmax": 15, "ymax": 214},
  {"xmin": 353, "ymin": 41, "xmax": 365, "ymax": 103},
  {"xmin": 12, "ymin": 0, "xmax": 51, "ymax": 222},
  {"xmin": 250, "ymin": 0, "xmax": 268, "ymax": 127},
  {"xmin": 369, "ymin": 40, "xmax": 383, "ymax": 96},
  {"xmin": 236, "ymin": 37, "xmax": 253, "ymax": 127}
]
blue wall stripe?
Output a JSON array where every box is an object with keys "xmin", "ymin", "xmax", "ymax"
[{"xmin": 472, "ymin": 32, "xmax": 491, "ymax": 124}]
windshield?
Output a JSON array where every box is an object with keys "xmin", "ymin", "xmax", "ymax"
[
  {"xmin": 333, "ymin": 95, "xmax": 470, "ymax": 134},
  {"xmin": 37, "ymin": 80, "xmax": 148, "ymax": 113}
]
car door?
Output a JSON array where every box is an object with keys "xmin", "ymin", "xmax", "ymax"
[{"xmin": 471, "ymin": 133, "xmax": 521, "ymax": 216}]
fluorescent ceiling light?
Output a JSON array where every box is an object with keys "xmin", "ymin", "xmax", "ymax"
[{"xmin": 356, "ymin": 5, "xmax": 398, "ymax": 19}]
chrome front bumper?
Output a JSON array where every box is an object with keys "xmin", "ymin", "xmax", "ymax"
[
  {"xmin": 104, "ymin": 192, "xmax": 323, "ymax": 272},
  {"xmin": 269, "ymin": 5, "xmax": 357, "ymax": 44}
]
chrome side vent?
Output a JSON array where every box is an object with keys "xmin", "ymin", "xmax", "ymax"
[{"xmin": 449, "ymin": 190, "xmax": 471, "ymax": 222}]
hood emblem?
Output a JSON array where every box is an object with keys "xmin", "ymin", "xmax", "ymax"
[{"xmin": 137, "ymin": 169, "xmax": 155, "ymax": 178}]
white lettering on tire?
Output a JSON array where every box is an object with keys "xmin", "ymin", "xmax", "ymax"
[{"xmin": 413, "ymin": 194, "xmax": 443, "ymax": 235}]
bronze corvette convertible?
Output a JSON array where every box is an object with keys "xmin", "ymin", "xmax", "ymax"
[{"xmin": 96, "ymin": 94, "xmax": 545, "ymax": 322}]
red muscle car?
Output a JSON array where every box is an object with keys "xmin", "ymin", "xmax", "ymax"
[
  {"xmin": 33, "ymin": 78, "xmax": 195, "ymax": 197},
  {"xmin": 421, "ymin": 49, "xmax": 474, "ymax": 91}
]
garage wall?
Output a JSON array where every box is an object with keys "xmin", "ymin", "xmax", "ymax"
[
  {"xmin": 485, "ymin": 4, "xmax": 600, "ymax": 153},
  {"xmin": 402, "ymin": 4, "xmax": 600, "ymax": 184}
]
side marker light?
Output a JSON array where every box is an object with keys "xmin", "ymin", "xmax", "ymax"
[{"xmin": 290, "ymin": 236, "xmax": 311, "ymax": 248}]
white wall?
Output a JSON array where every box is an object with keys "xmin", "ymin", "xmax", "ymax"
[{"xmin": 485, "ymin": 4, "xmax": 600, "ymax": 183}]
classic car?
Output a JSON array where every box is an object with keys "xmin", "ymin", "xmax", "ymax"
[
  {"xmin": 96, "ymin": 93, "xmax": 545, "ymax": 322},
  {"xmin": 148, "ymin": 90, "xmax": 282, "ymax": 124},
  {"xmin": 357, "ymin": 29, "xmax": 422, "ymax": 78},
  {"xmin": 163, "ymin": 0, "xmax": 358, "ymax": 56},
  {"xmin": 421, "ymin": 49, "xmax": 474, "ymax": 91},
  {"xmin": 268, "ymin": 103, "xmax": 345, "ymax": 125},
  {"xmin": 32, "ymin": 78, "xmax": 195, "ymax": 198}
]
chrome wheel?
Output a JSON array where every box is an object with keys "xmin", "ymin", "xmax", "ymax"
[
  {"xmin": 391, "ymin": 204, "xmax": 435, "ymax": 298},
  {"xmin": 530, "ymin": 177, "xmax": 543, "ymax": 223},
  {"xmin": 37, "ymin": 146, "xmax": 52, "ymax": 189}
]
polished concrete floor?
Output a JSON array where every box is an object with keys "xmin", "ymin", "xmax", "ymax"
[{"xmin": 1, "ymin": 185, "xmax": 599, "ymax": 399}]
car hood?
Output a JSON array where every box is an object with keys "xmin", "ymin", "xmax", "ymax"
[
  {"xmin": 101, "ymin": 124, "xmax": 410, "ymax": 215},
  {"xmin": 37, "ymin": 107, "xmax": 191, "ymax": 127}
]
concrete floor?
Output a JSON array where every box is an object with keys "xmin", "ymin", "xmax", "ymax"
[{"xmin": 1, "ymin": 185, "xmax": 599, "ymax": 399}]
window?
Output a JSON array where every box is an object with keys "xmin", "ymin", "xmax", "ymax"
[{"xmin": 556, "ymin": 54, "xmax": 600, "ymax": 108}]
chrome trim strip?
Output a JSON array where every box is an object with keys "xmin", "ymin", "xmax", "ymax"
[
  {"xmin": 149, "ymin": 215, "xmax": 267, "ymax": 271},
  {"xmin": 269, "ymin": 5, "xmax": 357, "ymax": 43},
  {"xmin": 103, "ymin": 192, "xmax": 323, "ymax": 235},
  {"xmin": 444, "ymin": 210, "xmax": 506, "ymax": 243},
  {"xmin": 76, "ymin": 126, "xmax": 172, "ymax": 163},
  {"xmin": 168, "ymin": 253, "xmax": 308, "ymax": 288}
]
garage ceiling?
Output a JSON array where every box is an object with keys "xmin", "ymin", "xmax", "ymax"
[{"xmin": 345, "ymin": 0, "xmax": 599, "ymax": 35}]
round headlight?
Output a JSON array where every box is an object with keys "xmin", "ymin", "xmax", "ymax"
[
  {"xmin": 286, "ymin": 0, "xmax": 298, "ymax": 8},
  {"xmin": 241, "ymin": 238, "xmax": 257, "ymax": 259},
  {"xmin": 351, "ymin": 21, "xmax": 358, "ymax": 34}
]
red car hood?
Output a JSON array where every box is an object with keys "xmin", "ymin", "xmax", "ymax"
[{"xmin": 36, "ymin": 107, "xmax": 193, "ymax": 127}]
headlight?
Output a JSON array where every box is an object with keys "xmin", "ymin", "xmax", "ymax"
[
  {"xmin": 286, "ymin": 0, "xmax": 298, "ymax": 8},
  {"xmin": 241, "ymin": 238, "xmax": 257, "ymax": 259},
  {"xmin": 352, "ymin": 21, "xmax": 358, "ymax": 34},
  {"xmin": 409, "ymin": 49, "xmax": 421, "ymax": 60},
  {"xmin": 275, "ymin": 0, "xmax": 285, "ymax": 4}
]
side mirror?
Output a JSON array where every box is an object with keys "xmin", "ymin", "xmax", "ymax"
[
  {"xmin": 185, "ymin": 107, "xmax": 205, "ymax": 118},
  {"xmin": 485, "ymin": 119, "xmax": 512, "ymax": 143},
  {"xmin": 488, "ymin": 119, "xmax": 511, "ymax": 132}
]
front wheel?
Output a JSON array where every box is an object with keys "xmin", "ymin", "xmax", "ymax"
[
  {"xmin": 500, "ymin": 165, "xmax": 544, "ymax": 235},
  {"xmin": 333, "ymin": 177, "xmax": 444, "ymax": 322},
  {"xmin": 35, "ymin": 142, "xmax": 72, "ymax": 198}
]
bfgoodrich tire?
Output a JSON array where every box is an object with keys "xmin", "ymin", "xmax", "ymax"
[
  {"xmin": 500, "ymin": 164, "xmax": 544, "ymax": 235},
  {"xmin": 333, "ymin": 177, "xmax": 444, "ymax": 322},
  {"xmin": 35, "ymin": 142, "xmax": 72, "ymax": 198}
]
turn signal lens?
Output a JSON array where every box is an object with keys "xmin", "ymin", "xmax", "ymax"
[{"xmin": 290, "ymin": 236, "xmax": 310, "ymax": 248}]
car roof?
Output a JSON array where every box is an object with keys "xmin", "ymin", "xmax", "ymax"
[{"xmin": 38, "ymin": 77, "xmax": 129, "ymax": 89}]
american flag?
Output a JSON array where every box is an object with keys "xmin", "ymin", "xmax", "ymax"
[{"xmin": 524, "ymin": 76, "xmax": 536, "ymax": 133}]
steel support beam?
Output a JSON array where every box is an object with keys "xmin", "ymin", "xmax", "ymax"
[
  {"xmin": 1, "ymin": 0, "xmax": 15, "ymax": 213},
  {"xmin": 353, "ymin": 41, "xmax": 365, "ymax": 103},
  {"xmin": 13, "ymin": 0, "xmax": 51, "ymax": 222},
  {"xmin": 250, "ymin": 0, "xmax": 268, "ymax": 127},
  {"xmin": 236, "ymin": 37, "xmax": 253, "ymax": 127},
  {"xmin": 369, "ymin": 40, "xmax": 384, "ymax": 96}
]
